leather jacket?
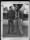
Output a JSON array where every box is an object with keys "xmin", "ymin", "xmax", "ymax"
[{"xmin": 7, "ymin": 9, "xmax": 15, "ymax": 20}]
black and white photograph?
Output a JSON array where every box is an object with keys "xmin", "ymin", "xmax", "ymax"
[{"xmin": 1, "ymin": 1, "xmax": 29, "ymax": 40}]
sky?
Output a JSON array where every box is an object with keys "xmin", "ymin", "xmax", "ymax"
[
  {"xmin": 1, "ymin": 1, "xmax": 29, "ymax": 15},
  {"xmin": 1, "ymin": 1, "xmax": 29, "ymax": 10}
]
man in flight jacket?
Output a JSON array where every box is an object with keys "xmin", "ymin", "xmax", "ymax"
[{"xmin": 7, "ymin": 7, "xmax": 15, "ymax": 33}]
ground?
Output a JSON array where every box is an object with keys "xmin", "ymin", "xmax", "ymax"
[{"xmin": 3, "ymin": 24, "xmax": 28, "ymax": 37}]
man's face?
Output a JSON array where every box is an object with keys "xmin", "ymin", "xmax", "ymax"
[{"xmin": 15, "ymin": 5, "xmax": 18, "ymax": 10}]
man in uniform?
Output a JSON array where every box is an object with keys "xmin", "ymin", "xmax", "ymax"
[
  {"xmin": 7, "ymin": 6, "xmax": 15, "ymax": 33},
  {"xmin": 13, "ymin": 4, "xmax": 24, "ymax": 35}
]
